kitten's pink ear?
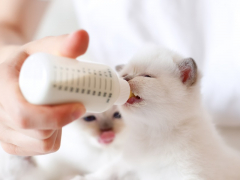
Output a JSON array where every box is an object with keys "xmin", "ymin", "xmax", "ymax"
[
  {"xmin": 115, "ymin": 64, "xmax": 125, "ymax": 72},
  {"xmin": 178, "ymin": 58, "xmax": 198, "ymax": 86}
]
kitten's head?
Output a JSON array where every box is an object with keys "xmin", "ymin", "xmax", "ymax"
[
  {"xmin": 118, "ymin": 46, "xmax": 201, "ymax": 126},
  {"xmin": 78, "ymin": 105, "xmax": 125, "ymax": 148}
]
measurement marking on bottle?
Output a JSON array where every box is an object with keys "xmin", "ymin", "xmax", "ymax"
[
  {"xmin": 53, "ymin": 72, "xmax": 56, "ymax": 87},
  {"xmin": 72, "ymin": 71, "xmax": 74, "ymax": 86},
  {"xmin": 88, "ymin": 69, "xmax": 91, "ymax": 88},
  {"xmin": 104, "ymin": 71, "xmax": 107, "ymax": 77},
  {"xmin": 110, "ymin": 79, "xmax": 112, "ymax": 91},
  {"xmin": 94, "ymin": 77, "xmax": 96, "ymax": 88},
  {"xmin": 53, "ymin": 66, "xmax": 57, "ymax": 87},
  {"xmin": 108, "ymin": 69, "xmax": 112, "ymax": 78},
  {"xmin": 52, "ymin": 66, "xmax": 117, "ymax": 105},
  {"xmin": 106, "ymin": 93, "xmax": 112, "ymax": 103},
  {"xmin": 65, "ymin": 70, "xmax": 68, "ymax": 87},
  {"xmin": 105, "ymin": 79, "xmax": 107, "ymax": 90},
  {"xmin": 88, "ymin": 76, "xmax": 91, "ymax": 88},
  {"xmin": 77, "ymin": 76, "xmax": 79, "ymax": 86},
  {"xmin": 77, "ymin": 69, "xmax": 81, "ymax": 86},
  {"xmin": 83, "ymin": 76, "xmax": 85, "ymax": 87},
  {"xmin": 59, "ymin": 71, "xmax": 63, "ymax": 89}
]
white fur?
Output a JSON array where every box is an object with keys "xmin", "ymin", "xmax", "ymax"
[
  {"xmin": 73, "ymin": 46, "xmax": 240, "ymax": 180},
  {"xmin": 0, "ymin": 147, "xmax": 45, "ymax": 180}
]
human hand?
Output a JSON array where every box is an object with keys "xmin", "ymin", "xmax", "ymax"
[{"xmin": 0, "ymin": 30, "xmax": 89, "ymax": 156}]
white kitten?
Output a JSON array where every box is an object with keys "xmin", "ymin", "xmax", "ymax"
[
  {"xmin": 0, "ymin": 147, "xmax": 45, "ymax": 180},
  {"xmin": 35, "ymin": 105, "xmax": 126, "ymax": 180},
  {"xmin": 73, "ymin": 46, "xmax": 240, "ymax": 180}
]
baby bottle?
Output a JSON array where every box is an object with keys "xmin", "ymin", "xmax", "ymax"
[{"xmin": 19, "ymin": 53, "xmax": 130, "ymax": 113}]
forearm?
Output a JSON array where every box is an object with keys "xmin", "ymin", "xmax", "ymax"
[
  {"xmin": 0, "ymin": 23, "xmax": 26, "ymax": 48},
  {"xmin": 0, "ymin": 0, "xmax": 49, "ymax": 48}
]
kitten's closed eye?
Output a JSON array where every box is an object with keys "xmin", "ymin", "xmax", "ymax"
[
  {"xmin": 113, "ymin": 112, "xmax": 121, "ymax": 119},
  {"xmin": 143, "ymin": 75, "xmax": 152, "ymax": 78},
  {"xmin": 83, "ymin": 115, "xmax": 96, "ymax": 122}
]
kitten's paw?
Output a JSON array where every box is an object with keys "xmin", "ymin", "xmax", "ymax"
[{"xmin": 71, "ymin": 175, "xmax": 84, "ymax": 180}]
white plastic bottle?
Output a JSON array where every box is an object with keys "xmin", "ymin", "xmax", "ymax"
[{"xmin": 19, "ymin": 53, "xmax": 130, "ymax": 113}]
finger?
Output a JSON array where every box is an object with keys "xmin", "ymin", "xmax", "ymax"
[
  {"xmin": 22, "ymin": 30, "xmax": 89, "ymax": 58},
  {"xmin": 13, "ymin": 129, "xmax": 55, "ymax": 140},
  {"xmin": 1, "ymin": 113, "xmax": 55, "ymax": 139},
  {"xmin": 1, "ymin": 81, "xmax": 85, "ymax": 129},
  {"xmin": 1, "ymin": 30, "xmax": 89, "ymax": 74},
  {"xmin": 1, "ymin": 142, "xmax": 42, "ymax": 156},
  {"xmin": 51, "ymin": 129, "xmax": 62, "ymax": 152},
  {"xmin": 60, "ymin": 30, "xmax": 89, "ymax": 58},
  {"xmin": 0, "ymin": 127, "xmax": 59, "ymax": 154}
]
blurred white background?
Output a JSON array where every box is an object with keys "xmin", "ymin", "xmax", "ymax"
[
  {"xmin": 35, "ymin": 0, "xmax": 78, "ymax": 39},
  {"xmin": 34, "ymin": 0, "xmax": 92, "ymax": 60}
]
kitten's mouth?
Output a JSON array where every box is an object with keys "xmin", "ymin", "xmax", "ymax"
[
  {"xmin": 98, "ymin": 130, "xmax": 115, "ymax": 144},
  {"xmin": 127, "ymin": 91, "xmax": 142, "ymax": 104}
]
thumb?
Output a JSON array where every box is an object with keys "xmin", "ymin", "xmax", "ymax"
[
  {"xmin": 22, "ymin": 30, "xmax": 89, "ymax": 58},
  {"xmin": 60, "ymin": 30, "xmax": 89, "ymax": 58}
]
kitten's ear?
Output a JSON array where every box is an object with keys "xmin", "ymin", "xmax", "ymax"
[
  {"xmin": 115, "ymin": 64, "xmax": 125, "ymax": 72},
  {"xmin": 178, "ymin": 58, "xmax": 198, "ymax": 86}
]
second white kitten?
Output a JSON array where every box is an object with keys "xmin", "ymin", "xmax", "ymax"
[{"xmin": 35, "ymin": 105, "xmax": 126, "ymax": 180}]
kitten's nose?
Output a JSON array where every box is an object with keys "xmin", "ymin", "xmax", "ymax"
[
  {"xmin": 123, "ymin": 75, "xmax": 133, "ymax": 81},
  {"xmin": 100, "ymin": 121, "xmax": 113, "ymax": 131}
]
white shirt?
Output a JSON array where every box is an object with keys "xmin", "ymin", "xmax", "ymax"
[{"xmin": 72, "ymin": 0, "xmax": 240, "ymax": 126}]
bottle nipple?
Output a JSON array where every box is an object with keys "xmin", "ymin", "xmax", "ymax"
[{"xmin": 129, "ymin": 91, "xmax": 136, "ymax": 98}]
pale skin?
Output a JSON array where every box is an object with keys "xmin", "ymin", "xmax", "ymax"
[{"xmin": 0, "ymin": 0, "xmax": 89, "ymax": 156}]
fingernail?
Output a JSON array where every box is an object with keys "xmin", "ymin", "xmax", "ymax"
[{"xmin": 71, "ymin": 105, "xmax": 85, "ymax": 121}]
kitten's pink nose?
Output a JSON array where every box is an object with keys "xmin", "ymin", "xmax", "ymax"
[{"xmin": 100, "ymin": 121, "xmax": 113, "ymax": 131}]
